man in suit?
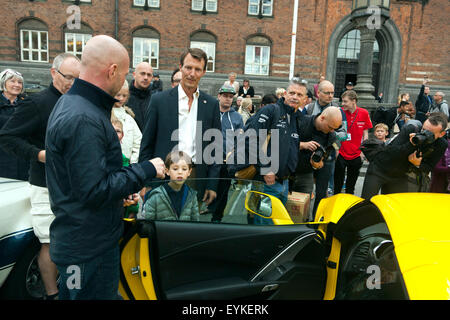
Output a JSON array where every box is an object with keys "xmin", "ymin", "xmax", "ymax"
[{"xmin": 140, "ymin": 48, "xmax": 221, "ymax": 205}]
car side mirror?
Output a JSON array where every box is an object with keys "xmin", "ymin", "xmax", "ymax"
[
  {"xmin": 246, "ymin": 191, "xmax": 272, "ymax": 217},
  {"xmin": 245, "ymin": 191, "xmax": 293, "ymax": 225}
]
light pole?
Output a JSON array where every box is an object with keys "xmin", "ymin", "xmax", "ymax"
[
  {"xmin": 289, "ymin": 0, "xmax": 299, "ymax": 80},
  {"xmin": 351, "ymin": 0, "xmax": 390, "ymax": 108}
]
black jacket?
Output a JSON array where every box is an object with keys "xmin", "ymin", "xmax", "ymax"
[
  {"xmin": 238, "ymin": 85, "xmax": 255, "ymax": 97},
  {"xmin": 373, "ymin": 123, "xmax": 447, "ymax": 177},
  {"xmin": 127, "ymin": 80, "xmax": 152, "ymax": 131},
  {"xmin": 0, "ymin": 83, "xmax": 61, "ymax": 187},
  {"xmin": 0, "ymin": 93, "xmax": 29, "ymax": 181},
  {"xmin": 295, "ymin": 114, "xmax": 337, "ymax": 174},
  {"xmin": 45, "ymin": 78, "xmax": 157, "ymax": 265},
  {"xmin": 228, "ymin": 99, "xmax": 300, "ymax": 180},
  {"xmin": 415, "ymin": 85, "xmax": 434, "ymax": 114}
]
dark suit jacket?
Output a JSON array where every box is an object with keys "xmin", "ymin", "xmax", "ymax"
[
  {"xmin": 139, "ymin": 85, "xmax": 222, "ymax": 192},
  {"xmin": 238, "ymin": 86, "xmax": 255, "ymax": 97}
]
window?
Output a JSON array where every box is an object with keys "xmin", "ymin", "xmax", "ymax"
[
  {"xmin": 337, "ymin": 29, "xmax": 379, "ymax": 60},
  {"xmin": 133, "ymin": 0, "xmax": 160, "ymax": 7},
  {"xmin": 192, "ymin": 0, "xmax": 217, "ymax": 12},
  {"xmin": 245, "ymin": 45, "xmax": 270, "ymax": 75},
  {"xmin": 20, "ymin": 30, "xmax": 48, "ymax": 63},
  {"xmin": 248, "ymin": 0, "xmax": 273, "ymax": 16},
  {"xmin": 65, "ymin": 33, "xmax": 91, "ymax": 59},
  {"xmin": 190, "ymin": 41, "xmax": 215, "ymax": 72},
  {"xmin": 133, "ymin": 37, "xmax": 159, "ymax": 68}
]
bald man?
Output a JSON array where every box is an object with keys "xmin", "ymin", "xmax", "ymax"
[
  {"xmin": 292, "ymin": 106, "xmax": 342, "ymax": 221},
  {"xmin": 45, "ymin": 35, "xmax": 165, "ymax": 300},
  {"xmin": 128, "ymin": 62, "xmax": 153, "ymax": 131}
]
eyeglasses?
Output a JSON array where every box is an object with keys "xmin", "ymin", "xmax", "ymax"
[
  {"xmin": 320, "ymin": 91, "xmax": 335, "ymax": 96},
  {"xmin": 57, "ymin": 70, "xmax": 77, "ymax": 82}
]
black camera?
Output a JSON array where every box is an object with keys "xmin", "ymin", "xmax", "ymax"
[
  {"xmin": 411, "ymin": 130, "xmax": 435, "ymax": 146},
  {"xmin": 311, "ymin": 145, "xmax": 327, "ymax": 163}
]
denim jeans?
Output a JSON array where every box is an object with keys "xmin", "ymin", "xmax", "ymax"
[
  {"xmin": 254, "ymin": 179, "xmax": 289, "ymax": 225},
  {"xmin": 57, "ymin": 245, "xmax": 120, "ymax": 300}
]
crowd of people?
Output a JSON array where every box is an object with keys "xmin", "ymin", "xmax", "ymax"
[{"xmin": 0, "ymin": 35, "xmax": 449, "ymax": 300}]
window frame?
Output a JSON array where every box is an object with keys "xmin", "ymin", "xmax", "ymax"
[
  {"xmin": 190, "ymin": 40, "xmax": 216, "ymax": 72},
  {"xmin": 248, "ymin": 0, "xmax": 273, "ymax": 17},
  {"xmin": 191, "ymin": 0, "xmax": 218, "ymax": 13},
  {"xmin": 245, "ymin": 44, "xmax": 270, "ymax": 76},
  {"xmin": 20, "ymin": 29, "xmax": 49, "ymax": 63},
  {"xmin": 64, "ymin": 32, "xmax": 92, "ymax": 59},
  {"xmin": 133, "ymin": 0, "xmax": 160, "ymax": 8},
  {"xmin": 132, "ymin": 37, "xmax": 160, "ymax": 69}
]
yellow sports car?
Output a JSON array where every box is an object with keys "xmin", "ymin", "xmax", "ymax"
[{"xmin": 118, "ymin": 178, "xmax": 450, "ymax": 300}]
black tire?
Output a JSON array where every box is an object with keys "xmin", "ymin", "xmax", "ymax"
[{"xmin": 0, "ymin": 237, "xmax": 46, "ymax": 300}]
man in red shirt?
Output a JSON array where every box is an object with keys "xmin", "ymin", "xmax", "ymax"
[{"xmin": 334, "ymin": 90, "xmax": 372, "ymax": 195}]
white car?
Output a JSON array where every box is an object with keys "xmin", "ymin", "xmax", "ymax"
[{"xmin": 0, "ymin": 178, "xmax": 46, "ymax": 299}]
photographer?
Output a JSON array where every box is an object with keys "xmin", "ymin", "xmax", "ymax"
[
  {"xmin": 361, "ymin": 113, "xmax": 448, "ymax": 199},
  {"xmin": 292, "ymin": 107, "xmax": 342, "ymax": 220}
]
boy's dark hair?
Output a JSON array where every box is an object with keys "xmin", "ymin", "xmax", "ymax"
[
  {"xmin": 165, "ymin": 150, "xmax": 193, "ymax": 169},
  {"xmin": 180, "ymin": 48, "xmax": 208, "ymax": 71},
  {"xmin": 427, "ymin": 113, "xmax": 448, "ymax": 132}
]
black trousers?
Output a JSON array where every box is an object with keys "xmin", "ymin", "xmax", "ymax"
[
  {"xmin": 361, "ymin": 162, "xmax": 410, "ymax": 199},
  {"xmin": 333, "ymin": 154, "xmax": 363, "ymax": 195},
  {"xmin": 209, "ymin": 164, "xmax": 232, "ymax": 222}
]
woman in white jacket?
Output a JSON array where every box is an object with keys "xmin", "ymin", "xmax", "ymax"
[{"xmin": 112, "ymin": 80, "xmax": 142, "ymax": 163}]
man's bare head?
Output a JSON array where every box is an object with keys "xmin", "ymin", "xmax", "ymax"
[
  {"xmin": 316, "ymin": 106, "xmax": 342, "ymax": 134},
  {"xmin": 317, "ymin": 80, "xmax": 335, "ymax": 106},
  {"xmin": 80, "ymin": 35, "xmax": 130, "ymax": 97},
  {"xmin": 133, "ymin": 62, "xmax": 153, "ymax": 90}
]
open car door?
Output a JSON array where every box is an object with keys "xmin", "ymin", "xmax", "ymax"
[{"xmin": 119, "ymin": 179, "xmax": 327, "ymax": 300}]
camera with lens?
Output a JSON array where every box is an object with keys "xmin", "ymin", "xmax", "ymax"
[
  {"xmin": 311, "ymin": 145, "xmax": 327, "ymax": 163},
  {"xmin": 411, "ymin": 130, "xmax": 435, "ymax": 146}
]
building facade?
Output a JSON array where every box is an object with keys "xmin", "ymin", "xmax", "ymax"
[{"xmin": 0, "ymin": 0, "xmax": 448, "ymax": 103}]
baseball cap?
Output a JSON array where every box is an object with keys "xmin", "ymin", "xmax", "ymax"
[
  {"xmin": 346, "ymin": 82, "xmax": 354, "ymax": 86},
  {"xmin": 218, "ymin": 85, "xmax": 236, "ymax": 95}
]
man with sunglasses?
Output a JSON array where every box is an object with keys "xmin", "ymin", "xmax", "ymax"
[{"xmin": 0, "ymin": 53, "xmax": 80, "ymax": 300}]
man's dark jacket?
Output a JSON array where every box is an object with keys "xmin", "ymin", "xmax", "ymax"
[
  {"xmin": 139, "ymin": 85, "xmax": 222, "ymax": 192},
  {"xmin": 415, "ymin": 84, "xmax": 434, "ymax": 114},
  {"xmin": 373, "ymin": 123, "xmax": 447, "ymax": 177},
  {"xmin": 127, "ymin": 80, "xmax": 152, "ymax": 131},
  {"xmin": 45, "ymin": 79, "xmax": 156, "ymax": 265},
  {"xmin": 295, "ymin": 114, "xmax": 337, "ymax": 174},
  {"xmin": 228, "ymin": 99, "xmax": 300, "ymax": 180},
  {"xmin": 0, "ymin": 83, "xmax": 61, "ymax": 187},
  {"xmin": 0, "ymin": 94, "xmax": 29, "ymax": 181}
]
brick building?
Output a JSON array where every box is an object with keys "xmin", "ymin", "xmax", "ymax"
[{"xmin": 0, "ymin": 0, "xmax": 448, "ymax": 104}]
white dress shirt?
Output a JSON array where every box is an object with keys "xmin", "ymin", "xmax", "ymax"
[{"xmin": 178, "ymin": 84, "xmax": 199, "ymax": 162}]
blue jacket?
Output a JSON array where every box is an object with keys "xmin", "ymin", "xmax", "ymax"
[{"xmin": 45, "ymin": 79, "xmax": 157, "ymax": 265}]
